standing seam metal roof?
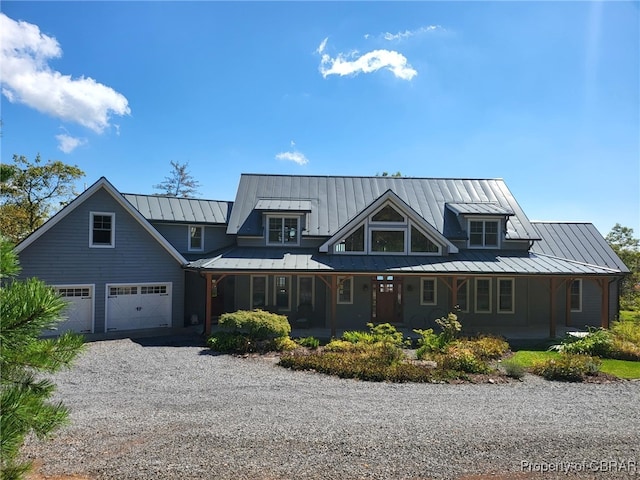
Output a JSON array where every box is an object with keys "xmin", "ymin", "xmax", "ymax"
[{"xmin": 123, "ymin": 194, "xmax": 232, "ymax": 224}]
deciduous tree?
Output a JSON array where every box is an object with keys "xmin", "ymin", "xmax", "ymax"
[
  {"xmin": 0, "ymin": 154, "xmax": 85, "ymax": 244},
  {"xmin": 606, "ymin": 223, "xmax": 640, "ymax": 310}
]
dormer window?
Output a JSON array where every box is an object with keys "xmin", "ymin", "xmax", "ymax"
[
  {"xmin": 267, "ymin": 216, "xmax": 299, "ymax": 245},
  {"xmin": 469, "ymin": 220, "xmax": 499, "ymax": 248}
]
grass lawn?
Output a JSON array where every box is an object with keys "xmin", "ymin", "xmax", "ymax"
[{"xmin": 510, "ymin": 350, "xmax": 640, "ymax": 380}]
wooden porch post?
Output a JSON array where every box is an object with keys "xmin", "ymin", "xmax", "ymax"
[
  {"xmin": 205, "ymin": 273, "xmax": 213, "ymax": 336},
  {"xmin": 549, "ymin": 277, "xmax": 556, "ymax": 338},
  {"xmin": 599, "ymin": 279, "xmax": 610, "ymax": 329},
  {"xmin": 565, "ymin": 278, "xmax": 572, "ymax": 327},
  {"xmin": 451, "ymin": 276, "xmax": 458, "ymax": 310},
  {"xmin": 330, "ymin": 275, "xmax": 337, "ymax": 338}
]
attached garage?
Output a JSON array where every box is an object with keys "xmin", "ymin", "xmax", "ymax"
[
  {"xmin": 44, "ymin": 285, "xmax": 95, "ymax": 336},
  {"xmin": 105, "ymin": 283, "xmax": 172, "ymax": 331}
]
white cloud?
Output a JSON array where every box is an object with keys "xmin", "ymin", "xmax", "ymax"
[
  {"xmin": 275, "ymin": 150, "xmax": 309, "ymax": 166},
  {"xmin": 319, "ymin": 44, "xmax": 417, "ymax": 81},
  {"xmin": 0, "ymin": 13, "xmax": 130, "ymax": 134},
  {"xmin": 56, "ymin": 133, "xmax": 86, "ymax": 153},
  {"xmin": 316, "ymin": 37, "xmax": 329, "ymax": 55},
  {"xmin": 383, "ymin": 25, "xmax": 443, "ymax": 41}
]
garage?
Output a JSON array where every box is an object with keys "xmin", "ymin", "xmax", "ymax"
[
  {"xmin": 106, "ymin": 283, "xmax": 172, "ymax": 331},
  {"xmin": 44, "ymin": 285, "xmax": 95, "ymax": 336}
]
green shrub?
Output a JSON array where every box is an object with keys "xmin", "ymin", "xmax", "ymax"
[
  {"xmin": 532, "ymin": 354, "xmax": 601, "ymax": 382},
  {"xmin": 551, "ymin": 328, "xmax": 613, "ymax": 357},
  {"xmin": 342, "ymin": 323, "xmax": 407, "ymax": 346},
  {"xmin": 296, "ymin": 336, "xmax": 320, "ymax": 349},
  {"xmin": 207, "ymin": 331, "xmax": 252, "ymax": 353},
  {"xmin": 611, "ymin": 338, "xmax": 640, "ymax": 361},
  {"xmin": 611, "ymin": 318, "xmax": 640, "ymax": 345},
  {"xmin": 435, "ymin": 312, "xmax": 461, "ymax": 344},
  {"xmin": 324, "ymin": 339, "xmax": 364, "ymax": 352},
  {"xmin": 219, "ymin": 309, "xmax": 291, "ymax": 340},
  {"xmin": 462, "ymin": 336, "xmax": 510, "ymax": 360},
  {"xmin": 501, "ymin": 359, "xmax": 525, "ymax": 379},
  {"xmin": 436, "ymin": 345, "xmax": 490, "ymax": 374},
  {"xmin": 341, "ymin": 330, "xmax": 377, "ymax": 344},
  {"xmin": 273, "ymin": 336, "xmax": 298, "ymax": 351}
]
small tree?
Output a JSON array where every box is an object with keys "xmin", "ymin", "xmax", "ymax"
[
  {"xmin": 0, "ymin": 154, "xmax": 85, "ymax": 243},
  {"xmin": 606, "ymin": 223, "xmax": 640, "ymax": 310},
  {"xmin": 0, "ymin": 238, "xmax": 85, "ymax": 479},
  {"xmin": 153, "ymin": 161, "xmax": 201, "ymax": 197}
]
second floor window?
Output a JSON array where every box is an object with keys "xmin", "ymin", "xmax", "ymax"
[
  {"xmin": 189, "ymin": 226, "xmax": 204, "ymax": 251},
  {"xmin": 469, "ymin": 220, "xmax": 499, "ymax": 248},
  {"xmin": 90, "ymin": 212, "xmax": 114, "ymax": 247},
  {"xmin": 268, "ymin": 217, "xmax": 299, "ymax": 245}
]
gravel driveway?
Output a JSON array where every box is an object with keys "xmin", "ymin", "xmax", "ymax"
[{"xmin": 23, "ymin": 334, "xmax": 640, "ymax": 480}]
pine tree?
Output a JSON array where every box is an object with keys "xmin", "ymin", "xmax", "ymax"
[
  {"xmin": 0, "ymin": 238, "xmax": 85, "ymax": 479},
  {"xmin": 153, "ymin": 160, "xmax": 201, "ymax": 197}
]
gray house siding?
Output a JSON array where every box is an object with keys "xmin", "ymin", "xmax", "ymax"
[
  {"xmin": 153, "ymin": 223, "xmax": 232, "ymax": 254},
  {"xmin": 17, "ymin": 188, "xmax": 185, "ymax": 333}
]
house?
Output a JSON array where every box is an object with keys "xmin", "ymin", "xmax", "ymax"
[{"xmin": 15, "ymin": 174, "xmax": 629, "ymax": 339}]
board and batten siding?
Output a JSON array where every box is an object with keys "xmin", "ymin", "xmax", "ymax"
[{"xmin": 17, "ymin": 187, "xmax": 185, "ymax": 333}]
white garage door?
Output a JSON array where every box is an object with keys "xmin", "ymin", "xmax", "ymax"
[
  {"xmin": 44, "ymin": 285, "xmax": 94, "ymax": 336},
  {"xmin": 106, "ymin": 283, "xmax": 172, "ymax": 331}
]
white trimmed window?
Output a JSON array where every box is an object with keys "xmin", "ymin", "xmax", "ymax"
[
  {"xmin": 188, "ymin": 225, "xmax": 204, "ymax": 251},
  {"xmin": 475, "ymin": 278, "xmax": 492, "ymax": 313},
  {"xmin": 469, "ymin": 220, "xmax": 499, "ymax": 248},
  {"xmin": 570, "ymin": 279, "xmax": 582, "ymax": 312},
  {"xmin": 90, "ymin": 212, "xmax": 115, "ymax": 248},
  {"xmin": 335, "ymin": 225, "xmax": 365, "ymax": 252},
  {"xmin": 420, "ymin": 278, "xmax": 437, "ymax": 305},
  {"xmin": 497, "ymin": 278, "xmax": 515, "ymax": 314},
  {"xmin": 267, "ymin": 216, "xmax": 299, "ymax": 245},
  {"xmin": 251, "ymin": 276, "xmax": 268, "ymax": 309},
  {"xmin": 337, "ymin": 277, "xmax": 353, "ymax": 304},
  {"xmin": 274, "ymin": 275, "xmax": 291, "ymax": 311}
]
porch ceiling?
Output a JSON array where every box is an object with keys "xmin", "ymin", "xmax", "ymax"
[{"xmin": 187, "ymin": 247, "xmax": 623, "ymax": 276}]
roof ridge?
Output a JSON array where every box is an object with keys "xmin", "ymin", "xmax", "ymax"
[
  {"xmin": 240, "ymin": 173, "xmax": 505, "ymax": 181},
  {"xmin": 122, "ymin": 192, "xmax": 232, "ymax": 203}
]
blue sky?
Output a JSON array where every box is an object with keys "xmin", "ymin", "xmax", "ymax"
[{"xmin": 1, "ymin": 1, "xmax": 638, "ymax": 236}]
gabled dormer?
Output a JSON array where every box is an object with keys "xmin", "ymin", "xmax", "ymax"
[
  {"xmin": 320, "ymin": 190, "xmax": 458, "ymax": 255},
  {"xmin": 255, "ymin": 198, "xmax": 312, "ymax": 247},
  {"xmin": 445, "ymin": 202, "xmax": 514, "ymax": 250}
]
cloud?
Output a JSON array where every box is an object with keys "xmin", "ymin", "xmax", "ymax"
[
  {"xmin": 275, "ymin": 150, "xmax": 309, "ymax": 166},
  {"xmin": 318, "ymin": 40, "xmax": 417, "ymax": 80},
  {"xmin": 0, "ymin": 13, "xmax": 130, "ymax": 134},
  {"xmin": 56, "ymin": 133, "xmax": 86, "ymax": 153},
  {"xmin": 382, "ymin": 25, "xmax": 444, "ymax": 41}
]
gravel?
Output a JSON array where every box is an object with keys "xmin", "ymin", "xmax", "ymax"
[{"xmin": 23, "ymin": 334, "xmax": 640, "ymax": 480}]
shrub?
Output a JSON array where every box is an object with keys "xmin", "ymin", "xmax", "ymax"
[
  {"xmin": 342, "ymin": 323, "xmax": 407, "ymax": 346},
  {"xmin": 463, "ymin": 336, "xmax": 510, "ymax": 360},
  {"xmin": 436, "ymin": 345, "xmax": 490, "ymax": 374},
  {"xmin": 273, "ymin": 336, "xmax": 298, "ymax": 351},
  {"xmin": 435, "ymin": 312, "xmax": 462, "ymax": 344},
  {"xmin": 341, "ymin": 330, "xmax": 377, "ymax": 344},
  {"xmin": 611, "ymin": 338, "xmax": 640, "ymax": 361},
  {"xmin": 532, "ymin": 354, "xmax": 601, "ymax": 382},
  {"xmin": 611, "ymin": 318, "xmax": 640, "ymax": 346},
  {"xmin": 501, "ymin": 359, "xmax": 525, "ymax": 379},
  {"xmin": 296, "ymin": 336, "xmax": 320, "ymax": 349},
  {"xmin": 324, "ymin": 339, "xmax": 364, "ymax": 352},
  {"xmin": 207, "ymin": 331, "xmax": 251, "ymax": 353},
  {"xmin": 218, "ymin": 309, "xmax": 291, "ymax": 340}
]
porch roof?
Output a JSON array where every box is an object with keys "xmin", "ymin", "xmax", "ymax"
[{"xmin": 187, "ymin": 247, "xmax": 623, "ymax": 276}]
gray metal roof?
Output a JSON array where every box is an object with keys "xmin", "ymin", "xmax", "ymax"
[
  {"xmin": 531, "ymin": 222, "xmax": 630, "ymax": 273},
  {"xmin": 123, "ymin": 194, "xmax": 232, "ymax": 224},
  {"xmin": 227, "ymin": 174, "xmax": 540, "ymax": 241},
  {"xmin": 188, "ymin": 247, "xmax": 621, "ymax": 275},
  {"xmin": 446, "ymin": 202, "xmax": 514, "ymax": 216},
  {"xmin": 255, "ymin": 199, "xmax": 312, "ymax": 211}
]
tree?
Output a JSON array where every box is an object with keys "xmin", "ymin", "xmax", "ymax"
[
  {"xmin": 0, "ymin": 238, "xmax": 85, "ymax": 479},
  {"xmin": 377, "ymin": 171, "xmax": 403, "ymax": 177},
  {"xmin": 153, "ymin": 161, "xmax": 201, "ymax": 197},
  {"xmin": 606, "ymin": 223, "xmax": 640, "ymax": 310},
  {"xmin": 0, "ymin": 154, "xmax": 85, "ymax": 244}
]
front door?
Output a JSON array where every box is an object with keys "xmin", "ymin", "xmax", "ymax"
[{"xmin": 373, "ymin": 276, "xmax": 402, "ymax": 323}]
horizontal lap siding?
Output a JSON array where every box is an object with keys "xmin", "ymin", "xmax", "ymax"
[{"xmin": 18, "ymin": 188, "xmax": 184, "ymax": 333}]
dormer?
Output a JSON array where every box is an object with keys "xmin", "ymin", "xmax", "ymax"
[
  {"xmin": 320, "ymin": 190, "xmax": 458, "ymax": 255},
  {"xmin": 445, "ymin": 202, "xmax": 514, "ymax": 249},
  {"xmin": 255, "ymin": 198, "xmax": 312, "ymax": 246}
]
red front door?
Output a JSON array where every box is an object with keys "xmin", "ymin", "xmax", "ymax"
[{"xmin": 373, "ymin": 276, "xmax": 402, "ymax": 323}]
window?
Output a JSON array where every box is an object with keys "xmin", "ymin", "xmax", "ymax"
[
  {"xmin": 335, "ymin": 225, "xmax": 365, "ymax": 252},
  {"xmin": 411, "ymin": 226, "xmax": 439, "ymax": 253},
  {"xmin": 90, "ymin": 212, "xmax": 114, "ymax": 247},
  {"xmin": 372, "ymin": 205, "xmax": 404, "ymax": 222},
  {"xmin": 274, "ymin": 276, "xmax": 291, "ymax": 311},
  {"xmin": 267, "ymin": 217, "xmax": 299, "ymax": 245},
  {"xmin": 337, "ymin": 277, "xmax": 353, "ymax": 304},
  {"xmin": 570, "ymin": 279, "xmax": 582, "ymax": 312},
  {"xmin": 371, "ymin": 230, "xmax": 405, "ymax": 252},
  {"xmin": 420, "ymin": 278, "xmax": 437, "ymax": 305},
  {"xmin": 456, "ymin": 281, "xmax": 469, "ymax": 312},
  {"xmin": 251, "ymin": 276, "xmax": 268, "ymax": 309},
  {"xmin": 498, "ymin": 278, "xmax": 514, "ymax": 313},
  {"xmin": 189, "ymin": 226, "xmax": 204, "ymax": 251},
  {"xmin": 469, "ymin": 220, "xmax": 499, "ymax": 248},
  {"xmin": 141, "ymin": 285, "xmax": 168, "ymax": 295},
  {"xmin": 58, "ymin": 287, "xmax": 91, "ymax": 298},
  {"xmin": 475, "ymin": 279, "xmax": 492, "ymax": 313},
  {"xmin": 109, "ymin": 286, "xmax": 137, "ymax": 296},
  {"xmin": 298, "ymin": 276, "xmax": 314, "ymax": 307}
]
